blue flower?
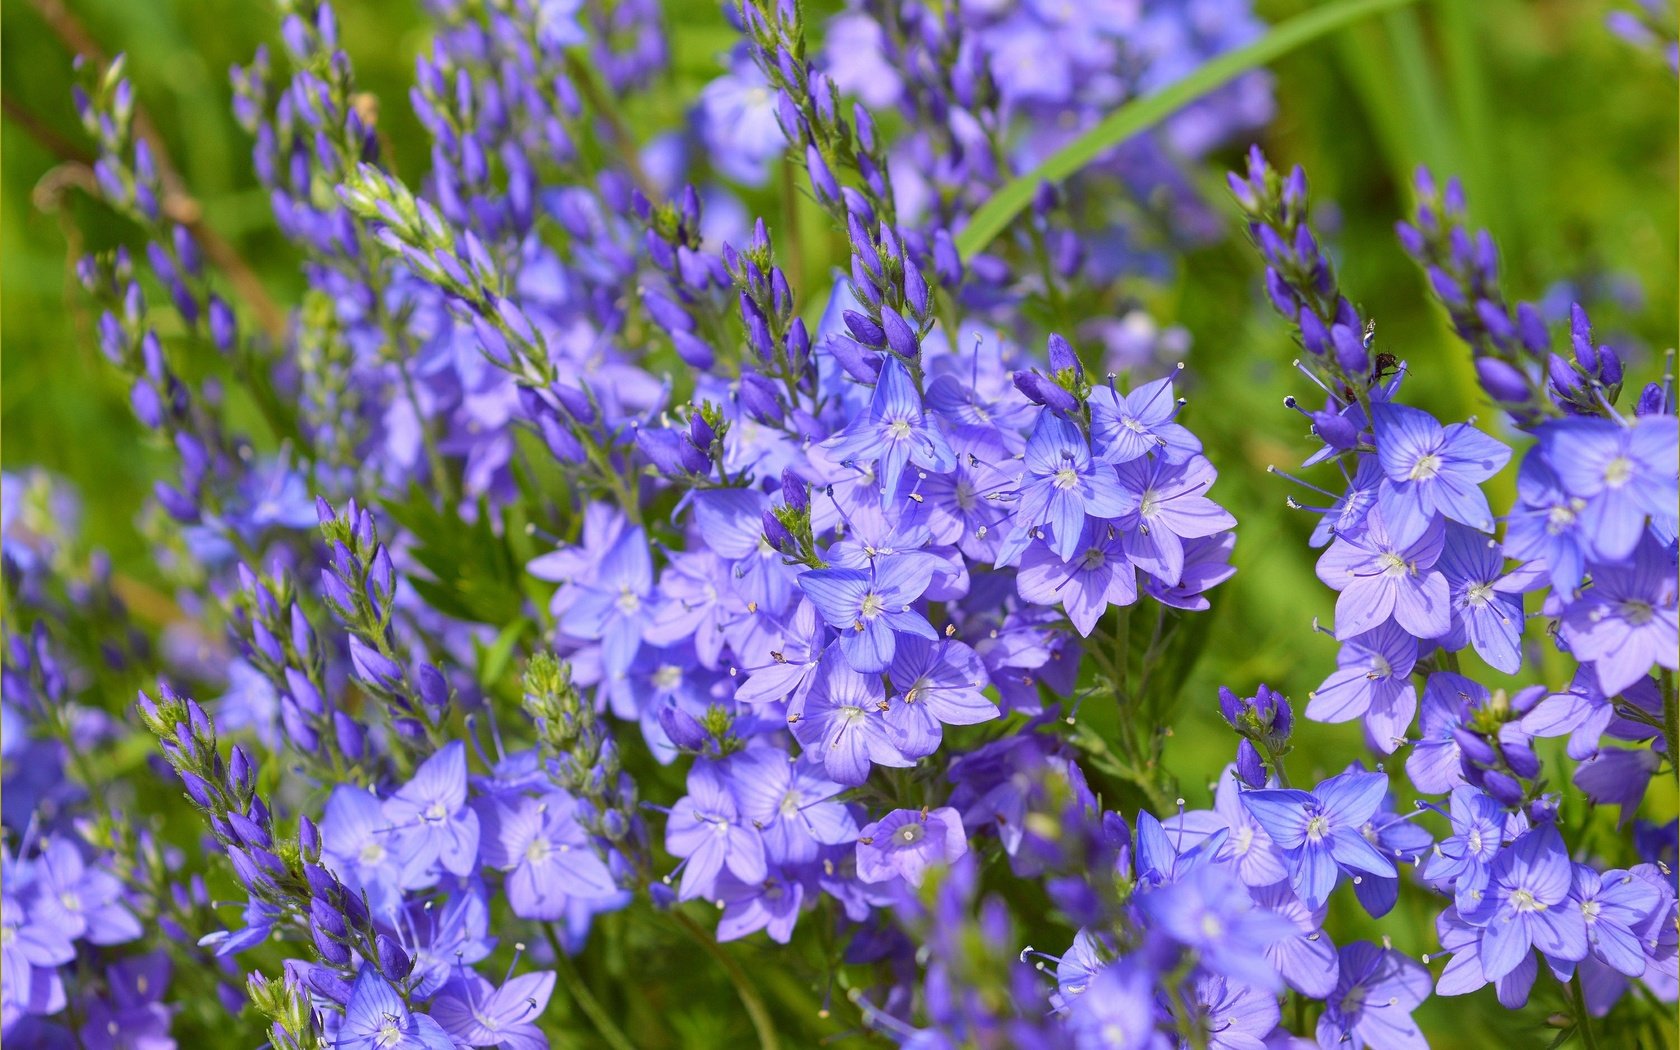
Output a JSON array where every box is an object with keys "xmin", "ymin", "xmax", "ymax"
[
  {"xmin": 1006, "ymin": 411, "xmax": 1134, "ymax": 563},
  {"xmin": 1459, "ymin": 825, "xmax": 1588, "ymax": 985},
  {"xmin": 787, "ymin": 648, "xmax": 914, "ymax": 785},
  {"xmin": 726, "ymin": 747, "xmax": 856, "ymax": 865},
  {"xmin": 1437, "ymin": 523, "xmax": 1526, "ymax": 674},
  {"xmin": 1086, "ymin": 373, "xmax": 1202, "ymax": 466},
  {"xmin": 855, "ymin": 806, "xmax": 968, "ymax": 888},
  {"xmin": 1137, "ymin": 861, "xmax": 1295, "ymax": 991},
  {"xmin": 1315, "ymin": 941, "xmax": 1431, "ymax": 1050},
  {"xmin": 337, "ymin": 966, "xmax": 454, "ymax": 1050},
  {"xmin": 1305, "ymin": 624, "xmax": 1419, "ymax": 754},
  {"xmin": 822, "ymin": 356, "xmax": 956, "ymax": 495},
  {"xmin": 479, "ymin": 792, "xmax": 620, "ymax": 919},
  {"xmin": 1314, "ymin": 509, "xmax": 1450, "ymax": 640},
  {"xmin": 556, "ymin": 523, "xmax": 654, "ymax": 678},
  {"xmin": 664, "ymin": 760, "xmax": 767, "ymax": 901},
  {"xmin": 431, "ymin": 968, "xmax": 556, "ymax": 1050},
  {"xmin": 1539, "ymin": 415, "xmax": 1677, "ymax": 562},
  {"xmin": 382, "ymin": 741, "xmax": 481, "ymax": 883},
  {"xmin": 1371, "ymin": 402, "xmax": 1510, "ymax": 545},
  {"xmin": 797, "ymin": 564, "xmax": 937, "ymax": 674},
  {"xmin": 1241, "ymin": 770, "xmax": 1397, "ymax": 909},
  {"xmin": 1559, "ymin": 535, "xmax": 1678, "ymax": 696}
]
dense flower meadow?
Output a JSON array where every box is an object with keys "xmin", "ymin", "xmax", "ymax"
[{"xmin": 3, "ymin": 1, "xmax": 1677, "ymax": 1048}]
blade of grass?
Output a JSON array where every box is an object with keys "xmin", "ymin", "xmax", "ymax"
[{"xmin": 953, "ymin": 0, "xmax": 1427, "ymax": 259}]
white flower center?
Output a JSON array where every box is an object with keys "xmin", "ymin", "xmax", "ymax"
[
  {"xmin": 1410, "ymin": 453, "xmax": 1442, "ymax": 481},
  {"xmin": 1603, "ymin": 456, "xmax": 1633, "ymax": 488}
]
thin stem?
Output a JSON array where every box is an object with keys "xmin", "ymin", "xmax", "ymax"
[
  {"xmin": 670, "ymin": 909, "xmax": 781, "ymax": 1050},
  {"xmin": 28, "ymin": 0, "xmax": 287, "ymax": 340},
  {"xmin": 1661, "ymin": 667, "xmax": 1677, "ymax": 773},
  {"xmin": 545, "ymin": 925, "xmax": 638, "ymax": 1050},
  {"xmin": 562, "ymin": 52, "xmax": 656, "ymax": 200},
  {"xmin": 1571, "ymin": 976, "xmax": 1602, "ymax": 1050}
]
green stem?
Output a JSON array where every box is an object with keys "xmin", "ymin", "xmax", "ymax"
[
  {"xmin": 1661, "ymin": 668, "xmax": 1678, "ymax": 772},
  {"xmin": 1572, "ymin": 976, "xmax": 1602, "ymax": 1050},
  {"xmin": 953, "ymin": 0, "xmax": 1426, "ymax": 258},
  {"xmin": 545, "ymin": 925, "xmax": 638, "ymax": 1050},
  {"xmin": 670, "ymin": 909, "xmax": 781, "ymax": 1050}
]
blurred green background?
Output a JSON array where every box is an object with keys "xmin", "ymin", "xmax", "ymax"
[{"xmin": 2, "ymin": 0, "xmax": 1676, "ymax": 1045}]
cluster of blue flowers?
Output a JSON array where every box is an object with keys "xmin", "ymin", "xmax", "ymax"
[{"xmin": 3, "ymin": 1, "xmax": 1675, "ymax": 1048}]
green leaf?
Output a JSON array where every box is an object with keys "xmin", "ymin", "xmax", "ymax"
[
  {"xmin": 476, "ymin": 616, "xmax": 533, "ymax": 691},
  {"xmin": 381, "ymin": 490, "xmax": 527, "ymax": 627},
  {"xmin": 953, "ymin": 0, "xmax": 1427, "ymax": 259}
]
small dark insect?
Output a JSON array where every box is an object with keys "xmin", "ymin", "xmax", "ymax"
[{"xmin": 1368, "ymin": 351, "xmax": 1401, "ymax": 385}]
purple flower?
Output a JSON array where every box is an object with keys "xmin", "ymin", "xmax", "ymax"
[
  {"xmin": 822, "ymin": 356, "xmax": 956, "ymax": 495},
  {"xmin": 1114, "ymin": 453, "xmax": 1236, "ymax": 587},
  {"xmin": 788, "ymin": 647, "xmax": 914, "ymax": 784},
  {"xmin": 727, "ymin": 748, "xmax": 857, "ymax": 865},
  {"xmin": 431, "ymin": 969, "xmax": 556, "ymax": 1049},
  {"xmin": 320, "ymin": 785, "xmax": 406, "ymax": 917},
  {"xmin": 1459, "ymin": 825, "xmax": 1588, "ymax": 985},
  {"xmin": 716, "ymin": 868, "xmax": 805, "ymax": 943},
  {"xmin": 1305, "ymin": 624, "xmax": 1419, "ymax": 753},
  {"xmin": 1570, "ymin": 864, "xmax": 1663, "ymax": 979},
  {"xmin": 1315, "ymin": 941, "xmax": 1431, "ymax": 1050},
  {"xmin": 1559, "ymin": 535, "xmax": 1678, "ymax": 696},
  {"xmin": 1371, "ymin": 402, "xmax": 1510, "ymax": 545},
  {"xmin": 797, "ymin": 564, "xmax": 938, "ymax": 674},
  {"xmin": 1138, "ymin": 861, "xmax": 1295, "ymax": 991},
  {"xmin": 698, "ymin": 58, "xmax": 786, "ymax": 186},
  {"xmin": 1193, "ymin": 973, "xmax": 1280, "ymax": 1050},
  {"xmin": 1086, "ymin": 373, "xmax": 1202, "ymax": 466},
  {"xmin": 1505, "ymin": 452, "xmax": 1590, "ymax": 592},
  {"xmin": 337, "ymin": 966, "xmax": 453, "ymax": 1050},
  {"xmin": 382, "ymin": 741, "xmax": 481, "ymax": 883},
  {"xmin": 479, "ymin": 792, "xmax": 619, "ymax": 919},
  {"xmin": 1016, "ymin": 520, "xmax": 1138, "ymax": 635},
  {"xmin": 1007, "ymin": 411, "xmax": 1134, "ymax": 562},
  {"xmin": 855, "ymin": 806, "xmax": 968, "ymax": 887},
  {"xmin": 1314, "ymin": 510, "xmax": 1450, "ymax": 640},
  {"xmin": 1437, "ymin": 524, "xmax": 1526, "ymax": 674},
  {"xmin": 1063, "ymin": 961, "xmax": 1160, "ymax": 1049},
  {"xmin": 1251, "ymin": 881, "xmax": 1340, "ymax": 997},
  {"xmin": 1405, "ymin": 673, "xmax": 1480, "ymax": 795},
  {"xmin": 78, "ymin": 952, "xmax": 172, "ymax": 1050},
  {"xmin": 1240, "ymin": 770, "xmax": 1397, "ymax": 909},
  {"xmin": 1539, "ymin": 415, "xmax": 1677, "ymax": 562},
  {"xmin": 27, "ymin": 836, "xmax": 141, "ymax": 947},
  {"xmin": 888, "ymin": 636, "xmax": 999, "ymax": 740},
  {"xmin": 1423, "ymin": 785, "xmax": 1508, "ymax": 911},
  {"xmin": 664, "ymin": 760, "xmax": 768, "ymax": 901},
  {"xmin": 558, "ymin": 524, "xmax": 654, "ymax": 678}
]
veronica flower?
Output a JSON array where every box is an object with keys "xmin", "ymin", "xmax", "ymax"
[
  {"xmin": 320, "ymin": 785, "xmax": 407, "ymax": 918},
  {"xmin": 1115, "ymin": 452, "xmax": 1236, "ymax": 587},
  {"xmin": 1137, "ymin": 861, "xmax": 1296, "ymax": 991},
  {"xmin": 28, "ymin": 836, "xmax": 141, "ymax": 946},
  {"xmin": 1406, "ymin": 673, "xmax": 1484, "ymax": 795},
  {"xmin": 1250, "ymin": 880, "xmax": 1340, "ymax": 998},
  {"xmin": 337, "ymin": 966, "xmax": 454, "ymax": 1050},
  {"xmin": 716, "ymin": 868, "xmax": 805, "ymax": 944},
  {"xmin": 1305, "ymin": 624, "xmax": 1419, "ymax": 753},
  {"xmin": 1192, "ymin": 972, "xmax": 1281, "ymax": 1050},
  {"xmin": 664, "ymin": 760, "xmax": 768, "ymax": 901},
  {"xmin": 1423, "ymin": 785, "xmax": 1508, "ymax": 911},
  {"xmin": 797, "ymin": 563, "xmax": 938, "ymax": 673},
  {"xmin": 78, "ymin": 951, "xmax": 173, "ymax": 1050},
  {"xmin": 1505, "ymin": 452, "xmax": 1591, "ymax": 592},
  {"xmin": 1437, "ymin": 523, "xmax": 1526, "ymax": 674},
  {"xmin": 698, "ymin": 56, "xmax": 786, "ymax": 186},
  {"xmin": 479, "ymin": 792, "xmax": 619, "ymax": 919},
  {"xmin": 822, "ymin": 356, "xmax": 956, "ymax": 496},
  {"xmin": 1314, "ymin": 509, "xmax": 1450, "ymax": 640},
  {"xmin": 1163, "ymin": 766, "xmax": 1288, "ymax": 888},
  {"xmin": 732, "ymin": 599, "xmax": 828, "ymax": 708},
  {"xmin": 382, "ymin": 741, "xmax": 481, "ymax": 884},
  {"xmin": 1569, "ymin": 864, "xmax": 1663, "ymax": 979},
  {"xmin": 787, "ymin": 648, "xmax": 914, "ymax": 785},
  {"xmin": 431, "ymin": 968, "xmax": 556, "ymax": 1050},
  {"xmin": 1062, "ymin": 962, "xmax": 1161, "ymax": 1050},
  {"xmin": 558, "ymin": 524, "xmax": 655, "ymax": 678},
  {"xmin": 1016, "ymin": 520, "xmax": 1138, "ymax": 635},
  {"xmin": 1241, "ymin": 770, "xmax": 1397, "ymax": 909},
  {"xmin": 1142, "ymin": 531, "xmax": 1237, "ymax": 611},
  {"xmin": 855, "ymin": 806, "xmax": 969, "ymax": 887},
  {"xmin": 1539, "ymin": 414, "xmax": 1678, "ymax": 562},
  {"xmin": 1371, "ymin": 402, "xmax": 1510, "ymax": 545},
  {"xmin": 1459, "ymin": 825, "xmax": 1588, "ymax": 984},
  {"xmin": 917, "ymin": 430, "xmax": 1022, "ymax": 562},
  {"xmin": 888, "ymin": 636, "xmax": 1000, "ymax": 741},
  {"xmin": 1087, "ymin": 373, "xmax": 1202, "ymax": 466},
  {"xmin": 1315, "ymin": 941, "xmax": 1431, "ymax": 1050},
  {"xmin": 1558, "ymin": 534, "xmax": 1678, "ymax": 696},
  {"xmin": 1008, "ymin": 411, "xmax": 1134, "ymax": 562},
  {"xmin": 727, "ymin": 748, "xmax": 857, "ymax": 865}
]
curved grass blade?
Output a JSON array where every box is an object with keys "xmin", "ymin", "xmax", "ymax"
[{"xmin": 954, "ymin": 0, "xmax": 1427, "ymax": 259}]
